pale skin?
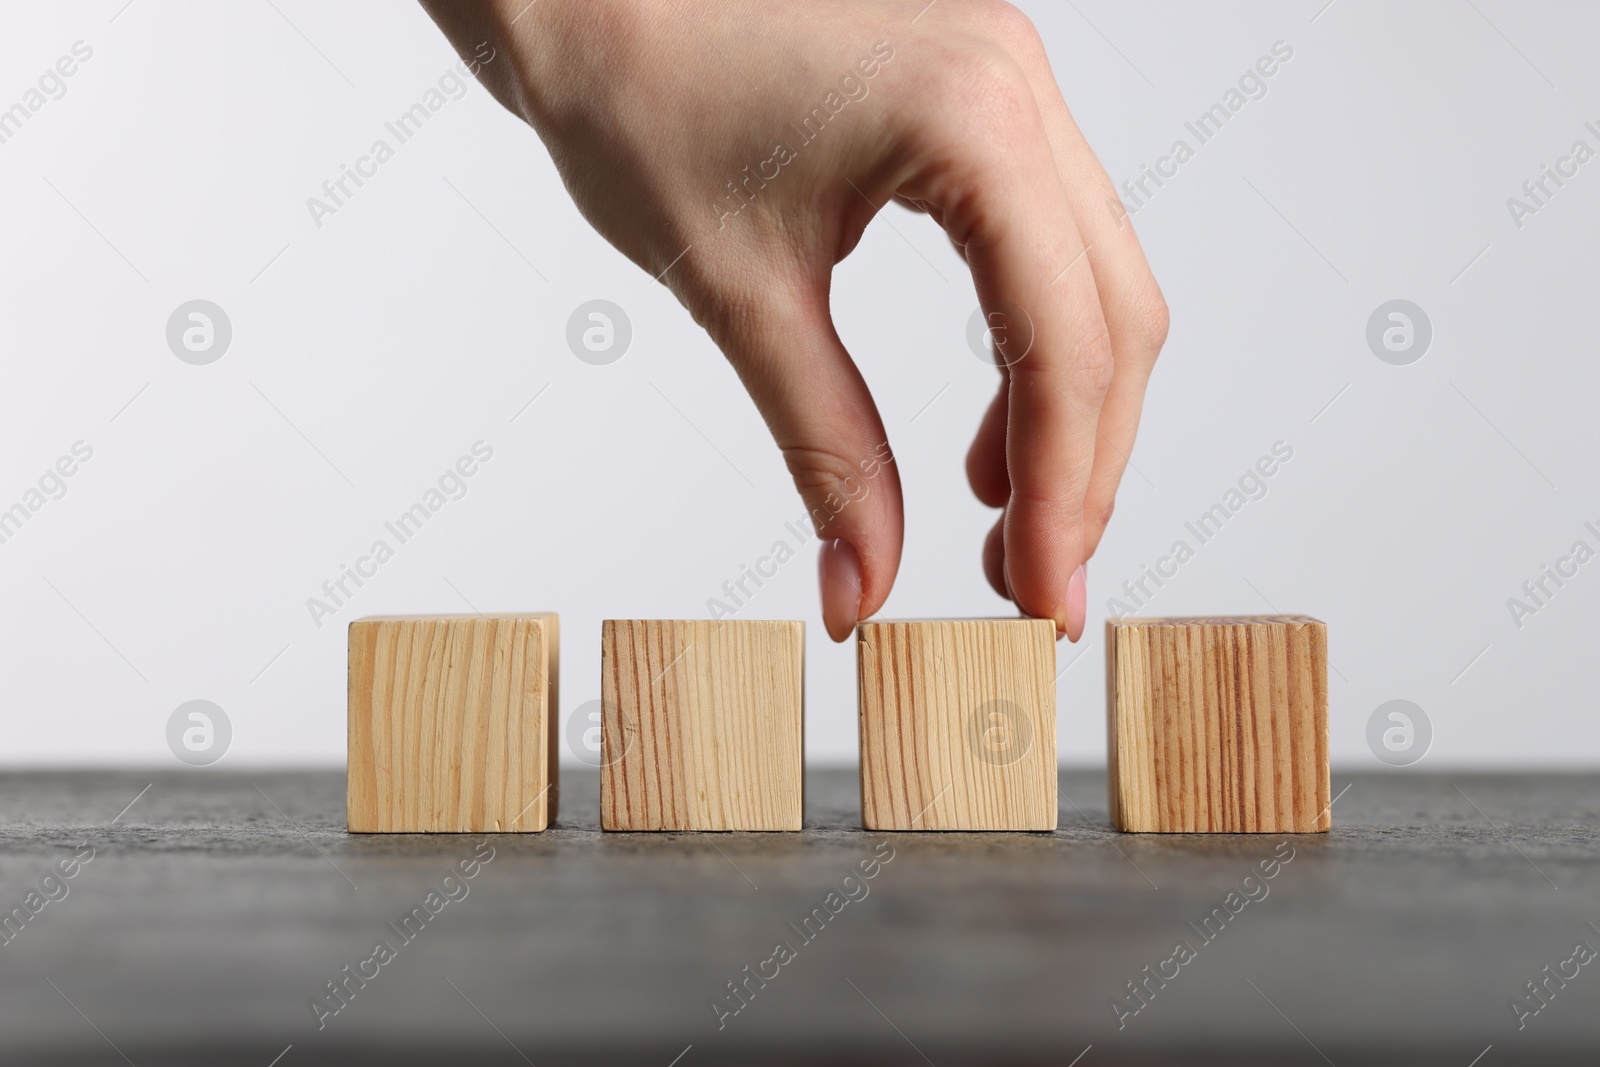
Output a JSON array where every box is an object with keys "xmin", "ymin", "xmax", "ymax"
[{"xmin": 421, "ymin": 0, "xmax": 1169, "ymax": 642}]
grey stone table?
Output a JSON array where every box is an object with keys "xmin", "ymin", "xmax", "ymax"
[{"xmin": 0, "ymin": 768, "xmax": 1596, "ymax": 1065}]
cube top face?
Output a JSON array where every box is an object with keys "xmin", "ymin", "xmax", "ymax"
[
  {"xmin": 1107, "ymin": 616, "xmax": 1329, "ymax": 834},
  {"xmin": 857, "ymin": 619, "xmax": 1057, "ymax": 831},
  {"xmin": 348, "ymin": 614, "xmax": 557, "ymax": 834},
  {"xmin": 601, "ymin": 619, "xmax": 803, "ymax": 832},
  {"xmin": 1113, "ymin": 615, "xmax": 1322, "ymax": 628}
]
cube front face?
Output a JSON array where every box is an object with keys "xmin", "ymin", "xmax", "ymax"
[
  {"xmin": 348, "ymin": 614, "xmax": 558, "ymax": 833},
  {"xmin": 857, "ymin": 619, "xmax": 1057, "ymax": 831},
  {"xmin": 601, "ymin": 620, "xmax": 803, "ymax": 831},
  {"xmin": 1108, "ymin": 616, "xmax": 1329, "ymax": 834}
]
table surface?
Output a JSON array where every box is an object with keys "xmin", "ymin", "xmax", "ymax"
[{"xmin": 1, "ymin": 768, "xmax": 1597, "ymax": 1066}]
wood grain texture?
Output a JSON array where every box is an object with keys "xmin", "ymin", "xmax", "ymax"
[
  {"xmin": 601, "ymin": 619, "xmax": 803, "ymax": 831},
  {"xmin": 857, "ymin": 619, "xmax": 1057, "ymax": 831},
  {"xmin": 348, "ymin": 614, "xmax": 558, "ymax": 833},
  {"xmin": 1107, "ymin": 616, "xmax": 1329, "ymax": 833}
]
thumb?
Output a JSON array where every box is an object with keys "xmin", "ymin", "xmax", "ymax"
[{"xmin": 704, "ymin": 275, "xmax": 903, "ymax": 642}]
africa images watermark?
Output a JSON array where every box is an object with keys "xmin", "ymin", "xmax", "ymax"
[
  {"xmin": 1505, "ymin": 120, "xmax": 1600, "ymax": 231},
  {"xmin": 306, "ymin": 441, "xmax": 495, "ymax": 629},
  {"xmin": 709, "ymin": 840, "xmax": 896, "ymax": 1030},
  {"xmin": 715, "ymin": 40, "xmax": 896, "ymax": 228},
  {"xmin": 1106, "ymin": 440, "xmax": 1295, "ymax": 618},
  {"xmin": 0, "ymin": 843, "xmax": 96, "ymax": 950},
  {"xmin": 0, "ymin": 40, "xmax": 94, "ymax": 147},
  {"xmin": 308, "ymin": 839, "xmax": 496, "ymax": 1029},
  {"xmin": 706, "ymin": 440, "xmax": 893, "ymax": 620},
  {"xmin": 1508, "ymin": 921, "xmax": 1600, "ymax": 1031},
  {"xmin": 1108, "ymin": 39, "xmax": 1294, "ymax": 225},
  {"xmin": 1109, "ymin": 841, "xmax": 1297, "ymax": 1029},
  {"xmin": 1505, "ymin": 518, "xmax": 1600, "ymax": 631},
  {"xmin": 305, "ymin": 41, "xmax": 496, "ymax": 229},
  {"xmin": 0, "ymin": 441, "xmax": 95, "ymax": 548}
]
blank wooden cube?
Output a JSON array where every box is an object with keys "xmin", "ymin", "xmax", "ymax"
[
  {"xmin": 1107, "ymin": 616, "xmax": 1329, "ymax": 833},
  {"xmin": 601, "ymin": 620, "xmax": 803, "ymax": 831},
  {"xmin": 857, "ymin": 619, "xmax": 1057, "ymax": 831},
  {"xmin": 348, "ymin": 614, "xmax": 558, "ymax": 833}
]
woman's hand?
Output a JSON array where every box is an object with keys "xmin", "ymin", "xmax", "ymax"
[{"xmin": 422, "ymin": 0, "xmax": 1169, "ymax": 641}]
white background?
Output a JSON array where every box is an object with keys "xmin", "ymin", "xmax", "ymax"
[{"xmin": 1, "ymin": 0, "xmax": 1594, "ymax": 768}]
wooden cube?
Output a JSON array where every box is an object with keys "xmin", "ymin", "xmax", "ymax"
[
  {"xmin": 348, "ymin": 614, "xmax": 558, "ymax": 833},
  {"xmin": 601, "ymin": 619, "xmax": 803, "ymax": 831},
  {"xmin": 857, "ymin": 619, "xmax": 1057, "ymax": 831},
  {"xmin": 1107, "ymin": 616, "xmax": 1329, "ymax": 833}
]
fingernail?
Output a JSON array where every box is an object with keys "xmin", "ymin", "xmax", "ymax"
[
  {"xmin": 1065, "ymin": 563, "xmax": 1087, "ymax": 642},
  {"xmin": 819, "ymin": 538, "xmax": 863, "ymax": 643}
]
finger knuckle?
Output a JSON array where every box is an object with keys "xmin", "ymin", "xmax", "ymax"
[
  {"xmin": 1097, "ymin": 495, "xmax": 1117, "ymax": 530},
  {"xmin": 924, "ymin": 42, "xmax": 1035, "ymax": 143},
  {"xmin": 781, "ymin": 444, "xmax": 878, "ymax": 523},
  {"xmin": 1127, "ymin": 277, "xmax": 1171, "ymax": 356},
  {"xmin": 1010, "ymin": 489, "xmax": 1089, "ymax": 544},
  {"xmin": 967, "ymin": 0, "xmax": 1045, "ymax": 57}
]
